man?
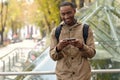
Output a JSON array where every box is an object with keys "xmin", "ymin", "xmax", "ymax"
[{"xmin": 50, "ymin": 1, "xmax": 96, "ymax": 80}]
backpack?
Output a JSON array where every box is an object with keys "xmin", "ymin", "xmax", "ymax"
[{"xmin": 55, "ymin": 24, "xmax": 89, "ymax": 44}]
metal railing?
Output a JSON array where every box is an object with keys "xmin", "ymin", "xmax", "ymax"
[
  {"xmin": 0, "ymin": 69, "xmax": 120, "ymax": 76},
  {"xmin": 0, "ymin": 47, "xmax": 32, "ymax": 72}
]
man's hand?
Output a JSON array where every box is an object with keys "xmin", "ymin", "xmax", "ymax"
[
  {"xmin": 56, "ymin": 39, "xmax": 69, "ymax": 51},
  {"xmin": 70, "ymin": 39, "xmax": 84, "ymax": 49}
]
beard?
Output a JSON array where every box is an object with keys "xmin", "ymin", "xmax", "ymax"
[{"xmin": 64, "ymin": 18, "xmax": 76, "ymax": 26}]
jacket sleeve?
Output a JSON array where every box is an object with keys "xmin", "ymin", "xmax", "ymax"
[
  {"xmin": 81, "ymin": 27, "xmax": 96, "ymax": 58},
  {"xmin": 49, "ymin": 28, "xmax": 64, "ymax": 61}
]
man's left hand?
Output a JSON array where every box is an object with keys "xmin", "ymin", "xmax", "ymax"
[{"xmin": 70, "ymin": 39, "xmax": 83, "ymax": 49}]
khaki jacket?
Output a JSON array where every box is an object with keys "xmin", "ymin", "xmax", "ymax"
[{"xmin": 50, "ymin": 22, "xmax": 96, "ymax": 80}]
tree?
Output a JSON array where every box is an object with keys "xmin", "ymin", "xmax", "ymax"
[
  {"xmin": 71, "ymin": 0, "xmax": 77, "ymax": 7},
  {"xmin": 6, "ymin": 0, "xmax": 25, "ymax": 40},
  {"xmin": 35, "ymin": 0, "xmax": 60, "ymax": 35},
  {"xmin": 79, "ymin": 0, "xmax": 84, "ymax": 8},
  {"xmin": 0, "ymin": 1, "xmax": 8, "ymax": 45}
]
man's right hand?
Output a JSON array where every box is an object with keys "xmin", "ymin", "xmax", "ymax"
[{"xmin": 56, "ymin": 39, "xmax": 69, "ymax": 52}]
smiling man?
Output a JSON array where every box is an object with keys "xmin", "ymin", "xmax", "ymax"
[
  {"xmin": 60, "ymin": 2, "xmax": 76, "ymax": 26},
  {"xmin": 50, "ymin": 1, "xmax": 96, "ymax": 80}
]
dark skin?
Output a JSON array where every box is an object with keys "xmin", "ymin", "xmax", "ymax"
[
  {"xmin": 56, "ymin": 5, "xmax": 83, "ymax": 51},
  {"xmin": 60, "ymin": 5, "xmax": 76, "ymax": 26}
]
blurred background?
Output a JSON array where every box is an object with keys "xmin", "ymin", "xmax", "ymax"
[{"xmin": 0, "ymin": 0, "xmax": 120, "ymax": 80}]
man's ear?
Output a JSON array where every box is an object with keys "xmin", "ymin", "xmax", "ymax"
[{"xmin": 73, "ymin": 9, "xmax": 76, "ymax": 13}]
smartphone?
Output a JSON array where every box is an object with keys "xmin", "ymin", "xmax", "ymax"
[{"xmin": 63, "ymin": 38, "xmax": 76, "ymax": 41}]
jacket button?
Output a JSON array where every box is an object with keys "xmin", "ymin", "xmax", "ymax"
[
  {"xmin": 71, "ymin": 57, "xmax": 74, "ymax": 60},
  {"xmin": 69, "ymin": 29, "xmax": 72, "ymax": 31},
  {"xmin": 72, "ymin": 72, "xmax": 75, "ymax": 74}
]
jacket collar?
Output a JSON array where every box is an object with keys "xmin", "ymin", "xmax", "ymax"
[{"xmin": 60, "ymin": 20, "xmax": 81, "ymax": 27}]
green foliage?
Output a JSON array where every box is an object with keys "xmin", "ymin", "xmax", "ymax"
[
  {"xmin": 8, "ymin": 0, "xmax": 21, "ymax": 20},
  {"xmin": 0, "ymin": 0, "xmax": 24, "ymax": 34},
  {"xmin": 35, "ymin": 0, "xmax": 60, "ymax": 34}
]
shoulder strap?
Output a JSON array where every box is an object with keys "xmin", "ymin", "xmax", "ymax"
[
  {"xmin": 55, "ymin": 25, "xmax": 63, "ymax": 42},
  {"xmin": 55, "ymin": 24, "xmax": 89, "ymax": 44},
  {"xmin": 83, "ymin": 24, "xmax": 89, "ymax": 44}
]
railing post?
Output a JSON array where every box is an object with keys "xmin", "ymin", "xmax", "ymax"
[
  {"xmin": 8, "ymin": 56, "xmax": 11, "ymax": 71},
  {"xmin": 2, "ymin": 60, "xmax": 5, "ymax": 72},
  {"xmin": 15, "ymin": 52, "xmax": 18, "ymax": 62},
  {"xmin": 2, "ymin": 60, "xmax": 5, "ymax": 79},
  {"xmin": 12, "ymin": 54, "xmax": 15, "ymax": 66}
]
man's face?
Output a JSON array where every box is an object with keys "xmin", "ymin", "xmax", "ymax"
[{"xmin": 60, "ymin": 5, "xmax": 76, "ymax": 26}]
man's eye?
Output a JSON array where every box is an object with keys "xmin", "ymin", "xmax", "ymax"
[
  {"xmin": 61, "ymin": 13, "xmax": 65, "ymax": 16},
  {"xmin": 67, "ymin": 11, "xmax": 72, "ymax": 14}
]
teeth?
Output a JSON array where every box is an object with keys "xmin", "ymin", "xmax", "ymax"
[{"xmin": 66, "ymin": 19, "xmax": 70, "ymax": 21}]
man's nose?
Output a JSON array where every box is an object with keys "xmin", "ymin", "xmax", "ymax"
[{"xmin": 64, "ymin": 14, "xmax": 69, "ymax": 19}]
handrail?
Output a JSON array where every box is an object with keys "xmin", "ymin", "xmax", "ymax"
[
  {"xmin": 0, "ymin": 47, "xmax": 33, "ymax": 60},
  {"xmin": 0, "ymin": 69, "xmax": 120, "ymax": 76},
  {"xmin": 0, "ymin": 48, "xmax": 16, "ymax": 60}
]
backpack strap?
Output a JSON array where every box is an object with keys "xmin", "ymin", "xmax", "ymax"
[
  {"xmin": 83, "ymin": 24, "xmax": 89, "ymax": 44},
  {"xmin": 55, "ymin": 24, "xmax": 89, "ymax": 44},
  {"xmin": 55, "ymin": 25, "xmax": 63, "ymax": 42}
]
